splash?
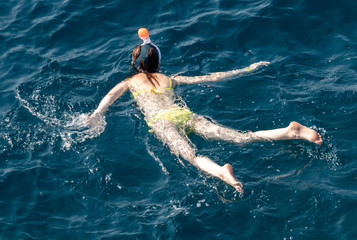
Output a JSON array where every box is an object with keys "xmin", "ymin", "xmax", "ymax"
[
  {"xmin": 59, "ymin": 113, "xmax": 106, "ymax": 151},
  {"xmin": 14, "ymin": 88, "xmax": 106, "ymax": 151},
  {"xmin": 310, "ymin": 126, "xmax": 340, "ymax": 170}
]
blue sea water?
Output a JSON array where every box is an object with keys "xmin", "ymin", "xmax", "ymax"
[{"xmin": 1, "ymin": 0, "xmax": 357, "ymax": 239}]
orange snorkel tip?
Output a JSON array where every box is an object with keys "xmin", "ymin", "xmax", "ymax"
[{"xmin": 138, "ymin": 28, "xmax": 149, "ymax": 40}]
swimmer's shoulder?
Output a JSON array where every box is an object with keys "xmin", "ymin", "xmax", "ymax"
[
  {"xmin": 125, "ymin": 73, "xmax": 146, "ymax": 86},
  {"xmin": 154, "ymin": 73, "xmax": 176, "ymax": 88}
]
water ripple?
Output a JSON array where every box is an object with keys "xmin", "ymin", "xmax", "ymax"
[{"xmin": 1, "ymin": 0, "xmax": 357, "ymax": 239}]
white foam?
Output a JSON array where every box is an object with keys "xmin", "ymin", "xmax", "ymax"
[
  {"xmin": 310, "ymin": 126, "xmax": 340, "ymax": 170},
  {"xmin": 16, "ymin": 89, "xmax": 107, "ymax": 151}
]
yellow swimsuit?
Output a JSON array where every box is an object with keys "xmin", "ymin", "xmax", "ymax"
[{"xmin": 130, "ymin": 77, "xmax": 193, "ymax": 131}]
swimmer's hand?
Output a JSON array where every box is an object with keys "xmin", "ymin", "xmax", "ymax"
[
  {"xmin": 247, "ymin": 61, "xmax": 270, "ymax": 71},
  {"xmin": 86, "ymin": 110, "xmax": 102, "ymax": 128}
]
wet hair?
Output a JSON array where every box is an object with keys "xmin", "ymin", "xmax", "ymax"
[{"xmin": 131, "ymin": 44, "xmax": 160, "ymax": 87}]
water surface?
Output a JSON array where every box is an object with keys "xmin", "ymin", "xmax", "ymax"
[{"xmin": 1, "ymin": 0, "xmax": 357, "ymax": 239}]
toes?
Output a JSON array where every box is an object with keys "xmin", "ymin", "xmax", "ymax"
[{"xmin": 234, "ymin": 182, "xmax": 244, "ymax": 194}]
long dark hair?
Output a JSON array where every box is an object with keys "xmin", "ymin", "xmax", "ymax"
[{"xmin": 131, "ymin": 45, "xmax": 160, "ymax": 87}]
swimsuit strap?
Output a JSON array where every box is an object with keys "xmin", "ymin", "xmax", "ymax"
[
  {"xmin": 130, "ymin": 78, "xmax": 141, "ymax": 89},
  {"xmin": 130, "ymin": 78, "xmax": 146, "ymax": 97},
  {"xmin": 162, "ymin": 77, "xmax": 174, "ymax": 91},
  {"xmin": 168, "ymin": 77, "xmax": 173, "ymax": 89}
]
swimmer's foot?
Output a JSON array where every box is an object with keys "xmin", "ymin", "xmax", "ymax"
[
  {"xmin": 220, "ymin": 164, "xmax": 244, "ymax": 194},
  {"xmin": 288, "ymin": 121, "xmax": 323, "ymax": 146}
]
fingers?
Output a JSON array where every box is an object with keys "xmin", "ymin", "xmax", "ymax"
[
  {"xmin": 249, "ymin": 61, "xmax": 270, "ymax": 70},
  {"xmin": 260, "ymin": 61, "xmax": 270, "ymax": 66},
  {"xmin": 86, "ymin": 114, "xmax": 98, "ymax": 128},
  {"xmin": 85, "ymin": 114, "xmax": 93, "ymax": 126}
]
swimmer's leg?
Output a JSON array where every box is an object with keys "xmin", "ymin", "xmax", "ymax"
[
  {"xmin": 151, "ymin": 119, "xmax": 243, "ymax": 193},
  {"xmin": 189, "ymin": 115, "xmax": 263, "ymax": 144},
  {"xmin": 190, "ymin": 116, "xmax": 322, "ymax": 145}
]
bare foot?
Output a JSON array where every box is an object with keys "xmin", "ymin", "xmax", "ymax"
[
  {"xmin": 289, "ymin": 121, "xmax": 323, "ymax": 145},
  {"xmin": 220, "ymin": 164, "xmax": 244, "ymax": 194}
]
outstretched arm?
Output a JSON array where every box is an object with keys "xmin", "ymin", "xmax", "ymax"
[
  {"xmin": 172, "ymin": 61, "xmax": 269, "ymax": 84},
  {"xmin": 87, "ymin": 79, "xmax": 129, "ymax": 127}
]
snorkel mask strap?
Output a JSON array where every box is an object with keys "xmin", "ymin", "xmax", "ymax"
[
  {"xmin": 134, "ymin": 44, "xmax": 151, "ymax": 69},
  {"xmin": 150, "ymin": 42, "xmax": 161, "ymax": 63}
]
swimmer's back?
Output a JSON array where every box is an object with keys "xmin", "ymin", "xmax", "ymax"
[{"xmin": 128, "ymin": 73, "xmax": 174, "ymax": 91}]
